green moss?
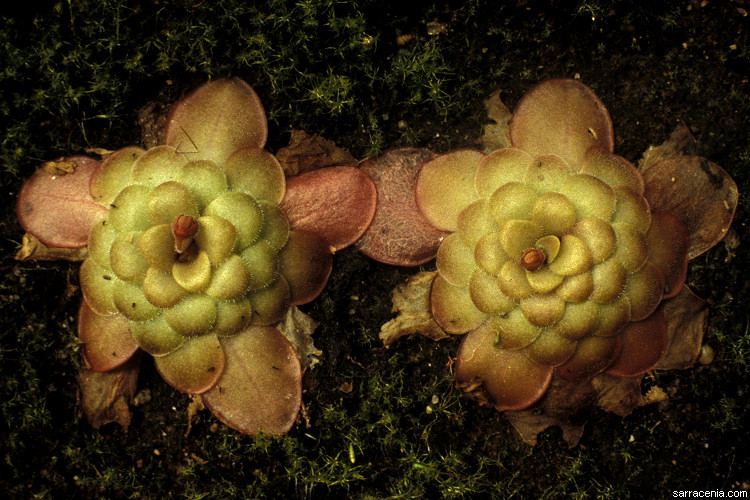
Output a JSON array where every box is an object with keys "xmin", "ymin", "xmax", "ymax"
[{"xmin": 1, "ymin": 0, "xmax": 749, "ymax": 498}]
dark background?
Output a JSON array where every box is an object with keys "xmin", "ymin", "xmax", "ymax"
[{"xmin": 1, "ymin": 1, "xmax": 748, "ymax": 498}]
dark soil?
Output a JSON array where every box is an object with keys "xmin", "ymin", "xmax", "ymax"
[{"xmin": 1, "ymin": 1, "xmax": 748, "ymax": 498}]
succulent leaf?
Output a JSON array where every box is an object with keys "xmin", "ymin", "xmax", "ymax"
[
  {"xmin": 455, "ymin": 324, "xmax": 554, "ymax": 411},
  {"xmin": 78, "ymin": 301, "xmax": 138, "ymax": 372},
  {"xmin": 509, "ymin": 78, "xmax": 614, "ymax": 166},
  {"xmin": 415, "ymin": 149, "xmax": 483, "ymax": 231},
  {"xmin": 154, "ymin": 334, "xmax": 225, "ymax": 394},
  {"xmin": 16, "ymin": 156, "xmax": 108, "ymax": 248},
  {"xmin": 90, "ymin": 147, "xmax": 144, "ymax": 206},
  {"xmin": 282, "ymin": 166, "xmax": 377, "ymax": 251},
  {"xmin": 164, "ymin": 78, "xmax": 268, "ymax": 165},
  {"xmin": 202, "ymin": 327, "xmax": 302, "ymax": 434},
  {"xmin": 356, "ymin": 148, "xmax": 447, "ymax": 266},
  {"xmin": 278, "ymin": 230, "xmax": 332, "ymax": 306},
  {"xmin": 225, "ymin": 148, "xmax": 286, "ymax": 204}
]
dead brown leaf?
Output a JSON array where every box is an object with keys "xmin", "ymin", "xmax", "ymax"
[
  {"xmin": 638, "ymin": 121, "xmax": 698, "ymax": 173},
  {"xmin": 379, "ymin": 271, "xmax": 448, "ymax": 346},
  {"xmin": 591, "ymin": 373, "xmax": 646, "ymax": 417},
  {"xmin": 42, "ymin": 160, "xmax": 77, "ymax": 175},
  {"xmin": 476, "ymin": 89, "xmax": 512, "ymax": 154},
  {"xmin": 15, "ymin": 233, "xmax": 88, "ymax": 261},
  {"xmin": 656, "ymin": 286, "xmax": 708, "ymax": 370},
  {"xmin": 505, "ymin": 376, "xmax": 598, "ymax": 447},
  {"xmin": 276, "ymin": 130, "xmax": 356, "ymax": 176},
  {"xmin": 185, "ymin": 395, "xmax": 206, "ymax": 437},
  {"xmin": 506, "ymin": 373, "xmax": 669, "ymax": 447},
  {"xmin": 276, "ymin": 306, "xmax": 321, "ymax": 371},
  {"xmin": 78, "ymin": 352, "xmax": 141, "ymax": 430}
]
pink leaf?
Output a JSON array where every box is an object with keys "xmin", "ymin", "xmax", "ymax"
[
  {"xmin": 509, "ymin": 79, "xmax": 614, "ymax": 167},
  {"xmin": 16, "ymin": 156, "xmax": 108, "ymax": 248},
  {"xmin": 281, "ymin": 166, "xmax": 377, "ymax": 251},
  {"xmin": 78, "ymin": 300, "xmax": 139, "ymax": 372},
  {"xmin": 164, "ymin": 78, "xmax": 268, "ymax": 166},
  {"xmin": 202, "ymin": 326, "xmax": 302, "ymax": 435},
  {"xmin": 356, "ymin": 148, "xmax": 449, "ymax": 266}
]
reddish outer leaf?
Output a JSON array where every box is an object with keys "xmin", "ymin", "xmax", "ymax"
[
  {"xmin": 643, "ymin": 156, "xmax": 737, "ymax": 260},
  {"xmin": 280, "ymin": 166, "xmax": 377, "ymax": 251},
  {"xmin": 356, "ymin": 148, "xmax": 449, "ymax": 266},
  {"xmin": 455, "ymin": 323, "xmax": 554, "ymax": 411},
  {"xmin": 164, "ymin": 78, "xmax": 268, "ymax": 165},
  {"xmin": 510, "ymin": 79, "xmax": 614, "ymax": 168},
  {"xmin": 16, "ymin": 156, "xmax": 107, "ymax": 248},
  {"xmin": 279, "ymin": 229, "xmax": 333, "ymax": 306},
  {"xmin": 202, "ymin": 326, "xmax": 302, "ymax": 435},
  {"xmin": 78, "ymin": 300, "xmax": 138, "ymax": 372},
  {"xmin": 605, "ymin": 311, "xmax": 668, "ymax": 377},
  {"xmin": 647, "ymin": 211, "xmax": 689, "ymax": 299}
]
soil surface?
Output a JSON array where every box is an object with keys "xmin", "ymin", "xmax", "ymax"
[{"xmin": 1, "ymin": 1, "xmax": 748, "ymax": 498}]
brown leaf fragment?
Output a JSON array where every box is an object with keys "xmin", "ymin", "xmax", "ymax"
[
  {"xmin": 380, "ymin": 271, "xmax": 448, "ymax": 346},
  {"xmin": 655, "ymin": 286, "xmax": 708, "ymax": 370},
  {"xmin": 506, "ymin": 371, "xmax": 672, "ymax": 447},
  {"xmin": 42, "ymin": 159, "xmax": 77, "ymax": 175},
  {"xmin": 476, "ymin": 89, "xmax": 512, "ymax": 154},
  {"xmin": 276, "ymin": 306, "xmax": 321, "ymax": 371},
  {"xmin": 504, "ymin": 376, "xmax": 598, "ymax": 448},
  {"xmin": 591, "ymin": 373, "xmax": 646, "ymax": 417},
  {"xmin": 78, "ymin": 352, "xmax": 141, "ymax": 430},
  {"xmin": 185, "ymin": 395, "xmax": 206, "ymax": 437},
  {"xmin": 15, "ymin": 233, "xmax": 88, "ymax": 261},
  {"xmin": 638, "ymin": 121, "xmax": 698, "ymax": 173},
  {"xmin": 275, "ymin": 130, "xmax": 356, "ymax": 176},
  {"xmin": 85, "ymin": 148, "xmax": 116, "ymax": 159}
]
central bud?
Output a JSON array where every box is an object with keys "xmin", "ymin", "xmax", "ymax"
[
  {"xmin": 172, "ymin": 214, "xmax": 199, "ymax": 255},
  {"xmin": 521, "ymin": 248, "xmax": 545, "ymax": 271}
]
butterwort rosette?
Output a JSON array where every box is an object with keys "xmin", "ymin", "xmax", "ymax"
[
  {"xmin": 359, "ymin": 79, "xmax": 737, "ymax": 412},
  {"xmin": 16, "ymin": 78, "xmax": 376, "ymax": 433}
]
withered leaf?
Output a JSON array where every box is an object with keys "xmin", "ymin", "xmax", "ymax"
[
  {"xmin": 656, "ymin": 286, "xmax": 708, "ymax": 370},
  {"xmin": 185, "ymin": 395, "xmax": 206, "ymax": 437},
  {"xmin": 591, "ymin": 373, "xmax": 646, "ymax": 417},
  {"xmin": 78, "ymin": 352, "xmax": 141, "ymax": 430},
  {"xmin": 15, "ymin": 233, "xmax": 88, "ymax": 262},
  {"xmin": 638, "ymin": 121, "xmax": 698, "ymax": 173},
  {"xmin": 276, "ymin": 306, "xmax": 321, "ymax": 371},
  {"xmin": 276, "ymin": 130, "xmax": 356, "ymax": 176},
  {"xmin": 506, "ymin": 373, "xmax": 669, "ymax": 447},
  {"xmin": 476, "ymin": 89, "xmax": 512, "ymax": 154},
  {"xmin": 504, "ymin": 376, "xmax": 598, "ymax": 448},
  {"xmin": 379, "ymin": 271, "xmax": 448, "ymax": 346}
]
